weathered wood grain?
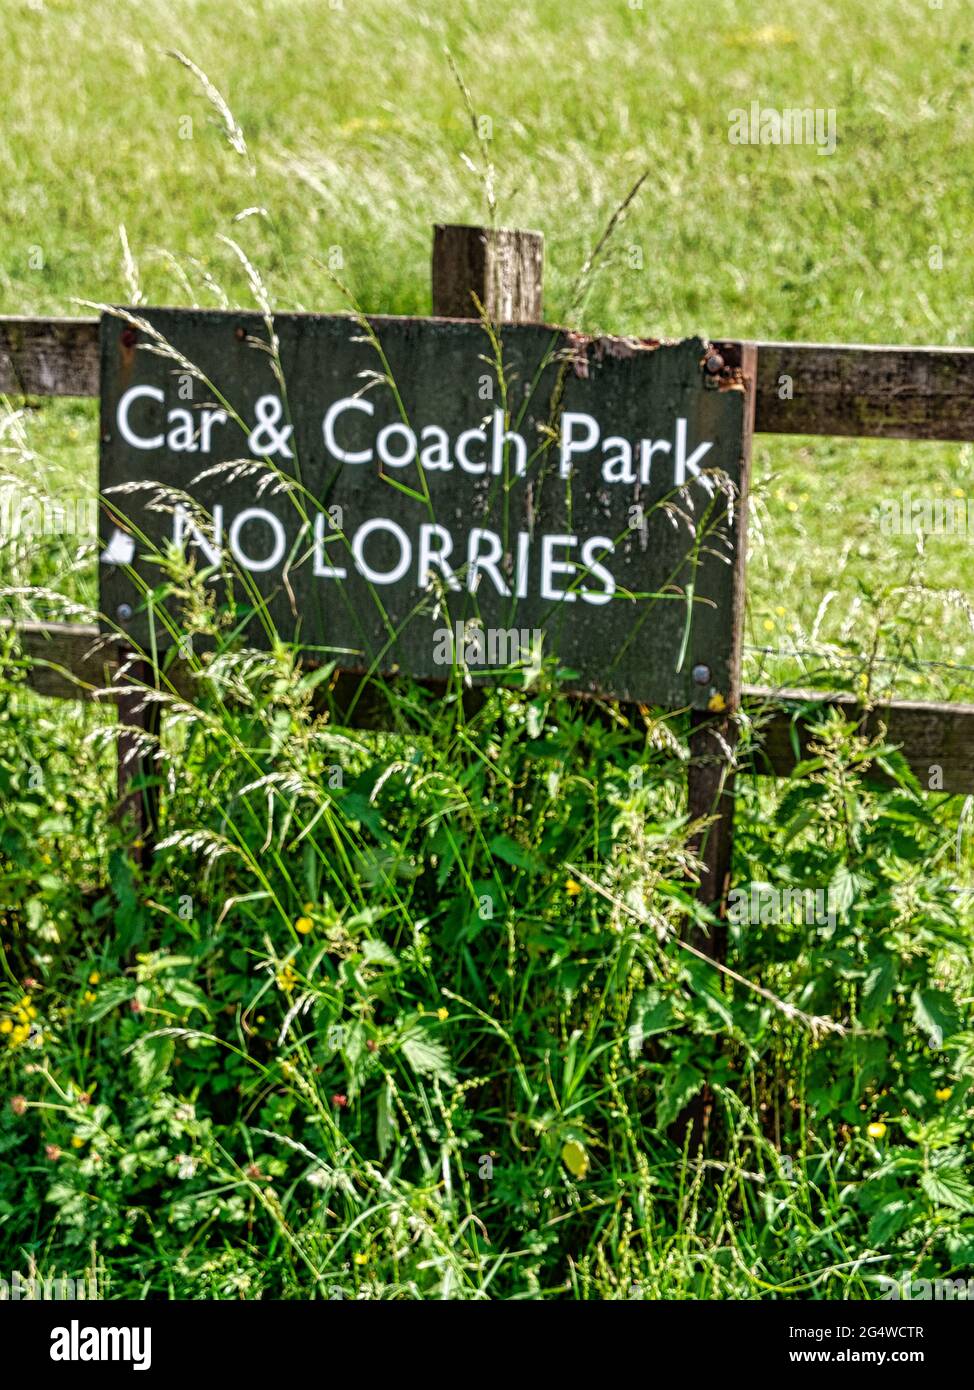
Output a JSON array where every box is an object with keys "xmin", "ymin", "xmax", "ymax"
[
  {"xmin": 742, "ymin": 341, "xmax": 974, "ymax": 441},
  {"xmin": 0, "ymin": 316, "xmax": 100, "ymax": 397},
  {"xmin": 742, "ymin": 684, "xmax": 974, "ymax": 794},
  {"xmin": 0, "ymin": 619, "xmax": 117, "ymax": 697},
  {"xmin": 5, "ymin": 314, "xmax": 974, "ymax": 443},
  {"xmin": 432, "ymin": 224, "xmax": 544, "ymax": 323},
  {"xmin": 99, "ymin": 310, "xmax": 748, "ymax": 712}
]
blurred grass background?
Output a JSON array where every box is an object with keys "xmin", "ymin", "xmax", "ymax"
[{"xmin": 2, "ymin": 0, "xmax": 973, "ymax": 702}]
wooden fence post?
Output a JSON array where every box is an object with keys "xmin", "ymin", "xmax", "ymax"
[
  {"xmin": 687, "ymin": 714, "xmax": 738, "ymax": 959},
  {"xmin": 432, "ymin": 224, "xmax": 544, "ymax": 322},
  {"xmin": 686, "ymin": 343, "xmax": 756, "ymax": 940},
  {"xmin": 678, "ymin": 341, "xmax": 756, "ymax": 1151}
]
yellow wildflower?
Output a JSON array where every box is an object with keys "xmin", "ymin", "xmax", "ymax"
[
  {"xmin": 436, "ymin": 1007, "xmax": 449, "ymax": 1022},
  {"xmin": 70, "ymin": 1136, "xmax": 84, "ymax": 1149},
  {"xmin": 88, "ymin": 971, "xmax": 101, "ymax": 985},
  {"xmin": 353, "ymin": 1253, "xmax": 368, "ymax": 1266},
  {"xmin": 0, "ymin": 1020, "xmax": 11, "ymax": 1034},
  {"xmin": 867, "ymin": 1121, "xmax": 887, "ymax": 1140},
  {"xmin": 935, "ymin": 1087, "xmax": 953, "ymax": 1102},
  {"xmin": 561, "ymin": 1139, "xmax": 589, "ymax": 1178},
  {"xmin": 83, "ymin": 991, "xmax": 97, "ymax": 1005},
  {"xmin": 295, "ymin": 916, "xmax": 314, "ymax": 935},
  {"xmin": 566, "ymin": 879, "xmax": 582, "ymax": 897}
]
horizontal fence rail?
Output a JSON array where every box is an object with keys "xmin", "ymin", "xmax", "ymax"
[
  {"xmin": 2, "ymin": 307, "xmax": 973, "ymax": 797},
  {"xmin": 3, "ymin": 620, "xmax": 972, "ymax": 793},
  {"xmin": 5, "ymin": 315, "xmax": 974, "ymax": 440}
]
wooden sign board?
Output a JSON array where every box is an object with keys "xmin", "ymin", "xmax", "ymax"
[{"xmin": 100, "ymin": 310, "xmax": 754, "ymax": 710}]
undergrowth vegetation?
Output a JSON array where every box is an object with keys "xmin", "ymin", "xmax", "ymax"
[{"xmin": 2, "ymin": 630, "xmax": 973, "ymax": 1298}]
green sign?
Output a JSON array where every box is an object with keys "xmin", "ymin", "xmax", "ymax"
[{"xmin": 100, "ymin": 310, "xmax": 753, "ymax": 709}]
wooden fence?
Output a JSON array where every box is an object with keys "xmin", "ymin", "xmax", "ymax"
[{"xmin": 2, "ymin": 223, "xmax": 973, "ymax": 917}]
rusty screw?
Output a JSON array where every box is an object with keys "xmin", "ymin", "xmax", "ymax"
[
  {"xmin": 705, "ymin": 353, "xmax": 724, "ymax": 375},
  {"xmin": 121, "ymin": 327, "xmax": 137, "ymax": 349},
  {"xmin": 116, "ymin": 603, "xmax": 133, "ymax": 623}
]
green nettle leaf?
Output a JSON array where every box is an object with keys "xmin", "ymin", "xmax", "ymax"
[
  {"xmin": 487, "ymin": 834, "xmax": 543, "ymax": 874},
  {"xmin": 166, "ymin": 979, "xmax": 212, "ymax": 1015},
  {"xmin": 911, "ymin": 988, "xmax": 960, "ymax": 1049},
  {"xmin": 683, "ymin": 960, "xmax": 734, "ymax": 1031},
  {"xmin": 944, "ymin": 1225, "xmax": 974, "ymax": 1263},
  {"xmin": 83, "ymin": 978, "xmax": 134, "ymax": 1022},
  {"xmin": 131, "ymin": 1035, "xmax": 175, "ymax": 1090},
  {"xmin": 46, "ymin": 1181, "xmax": 79, "ymax": 1208},
  {"xmin": 828, "ymin": 864, "xmax": 866, "ymax": 916},
  {"xmin": 874, "ymin": 755, "xmax": 923, "ymax": 798},
  {"xmin": 109, "ymin": 848, "xmax": 146, "ymax": 951},
  {"xmin": 861, "ymin": 954, "xmax": 897, "ymax": 1018},
  {"xmin": 376, "ymin": 1077, "xmax": 396, "ymax": 1160},
  {"xmin": 341, "ymin": 1022, "xmax": 369, "ymax": 1101},
  {"xmin": 920, "ymin": 1163, "xmax": 974, "ymax": 1213},
  {"xmin": 656, "ymin": 1065, "xmax": 704, "ymax": 1130},
  {"xmin": 361, "ymin": 939, "xmax": 399, "ymax": 968},
  {"xmin": 628, "ymin": 989, "xmax": 677, "ymax": 1058},
  {"xmin": 867, "ymin": 1198, "xmax": 913, "ymax": 1246},
  {"xmin": 400, "ymin": 1028, "xmax": 455, "ymax": 1085}
]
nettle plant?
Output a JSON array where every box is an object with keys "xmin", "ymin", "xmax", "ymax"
[{"xmin": 732, "ymin": 711, "xmax": 974, "ymax": 1259}]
